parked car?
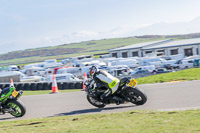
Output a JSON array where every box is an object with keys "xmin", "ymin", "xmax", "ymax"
[
  {"xmin": 131, "ymin": 65, "xmax": 156, "ymax": 75},
  {"xmin": 160, "ymin": 56, "xmax": 172, "ymax": 60},
  {"xmin": 24, "ymin": 67, "xmax": 45, "ymax": 76},
  {"xmin": 108, "ymin": 68, "xmax": 130, "ymax": 77},
  {"xmin": 46, "ymin": 73, "xmax": 80, "ymax": 82},
  {"xmin": 8, "ymin": 65, "xmax": 19, "ymax": 71},
  {"xmin": 107, "ymin": 58, "xmax": 139, "ymax": 68},
  {"xmin": 140, "ymin": 57, "xmax": 166, "ymax": 68},
  {"xmin": 133, "ymin": 70, "xmax": 152, "ymax": 74},
  {"xmin": 56, "ymin": 67, "xmax": 81, "ymax": 77},
  {"xmin": 154, "ymin": 68, "xmax": 172, "ymax": 74},
  {"xmin": 162, "ymin": 60, "xmax": 177, "ymax": 69},
  {"xmin": 179, "ymin": 59, "xmax": 194, "ymax": 69}
]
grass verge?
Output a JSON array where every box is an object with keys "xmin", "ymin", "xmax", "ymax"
[
  {"xmin": 22, "ymin": 89, "xmax": 82, "ymax": 96},
  {"xmin": 0, "ymin": 109, "xmax": 200, "ymax": 133},
  {"xmin": 137, "ymin": 68, "xmax": 200, "ymax": 84}
]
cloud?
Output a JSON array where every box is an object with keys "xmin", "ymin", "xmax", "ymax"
[
  {"xmin": 1, "ymin": 16, "xmax": 200, "ymax": 54},
  {"xmin": 29, "ymin": 24, "xmax": 152, "ymax": 47}
]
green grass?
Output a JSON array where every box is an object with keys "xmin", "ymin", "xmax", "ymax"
[
  {"xmin": 0, "ymin": 109, "xmax": 200, "ymax": 133},
  {"xmin": 22, "ymin": 89, "xmax": 82, "ymax": 96},
  {"xmin": 137, "ymin": 68, "xmax": 200, "ymax": 84}
]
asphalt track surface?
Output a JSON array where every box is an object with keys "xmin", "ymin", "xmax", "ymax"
[{"xmin": 0, "ymin": 80, "xmax": 200, "ymax": 121}]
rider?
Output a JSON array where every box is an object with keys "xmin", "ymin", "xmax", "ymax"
[{"xmin": 89, "ymin": 66, "xmax": 121, "ymax": 104}]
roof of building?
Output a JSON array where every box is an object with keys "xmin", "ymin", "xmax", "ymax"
[
  {"xmin": 143, "ymin": 38, "xmax": 200, "ymax": 50},
  {"xmin": 109, "ymin": 39, "xmax": 172, "ymax": 52}
]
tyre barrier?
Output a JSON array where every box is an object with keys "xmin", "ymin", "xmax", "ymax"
[
  {"xmin": 4, "ymin": 84, "xmax": 9, "ymax": 88},
  {"xmin": 0, "ymin": 81, "xmax": 83, "ymax": 91},
  {"xmin": 62, "ymin": 82, "xmax": 69, "ymax": 90},
  {"xmin": 75, "ymin": 82, "xmax": 82, "ymax": 89},
  {"xmin": 23, "ymin": 83, "xmax": 30, "ymax": 91},
  {"xmin": 68, "ymin": 82, "xmax": 75, "ymax": 89},
  {"xmin": 30, "ymin": 83, "xmax": 37, "ymax": 91},
  {"xmin": 0, "ymin": 84, "xmax": 4, "ymax": 89},
  {"xmin": 57, "ymin": 82, "xmax": 63, "ymax": 90},
  {"xmin": 16, "ymin": 83, "xmax": 24, "ymax": 91},
  {"xmin": 43, "ymin": 82, "xmax": 50, "ymax": 90},
  {"xmin": 36, "ymin": 83, "xmax": 43, "ymax": 90}
]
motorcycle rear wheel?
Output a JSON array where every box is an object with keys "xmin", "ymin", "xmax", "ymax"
[
  {"xmin": 125, "ymin": 87, "xmax": 147, "ymax": 105},
  {"xmin": 6, "ymin": 100, "xmax": 26, "ymax": 117},
  {"xmin": 87, "ymin": 95, "xmax": 106, "ymax": 108}
]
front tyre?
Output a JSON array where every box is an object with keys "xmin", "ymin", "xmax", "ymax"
[
  {"xmin": 6, "ymin": 100, "xmax": 26, "ymax": 117},
  {"xmin": 87, "ymin": 95, "xmax": 106, "ymax": 108},
  {"xmin": 125, "ymin": 87, "xmax": 147, "ymax": 105}
]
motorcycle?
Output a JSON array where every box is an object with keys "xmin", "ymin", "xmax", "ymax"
[
  {"xmin": 85, "ymin": 77, "xmax": 147, "ymax": 108},
  {"xmin": 0, "ymin": 85, "xmax": 26, "ymax": 117}
]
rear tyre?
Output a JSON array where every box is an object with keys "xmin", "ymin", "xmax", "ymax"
[
  {"xmin": 125, "ymin": 87, "xmax": 147, "ymax": 105},
  {"xmin": 87, "ymin": 95, "xmax": 106, "ymax": 108},
  {"xmin": 6, "ymin": 100, "xmax": 26, "ymax": 117}
]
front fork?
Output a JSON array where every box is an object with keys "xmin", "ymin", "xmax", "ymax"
[{"xmin": 16, "ymin": 90, "xmax": 23, "ymax": 100}]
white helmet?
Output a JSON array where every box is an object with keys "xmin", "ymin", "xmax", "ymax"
[{"xmin": 89, "ymin": 66, "xmax": 99, "ymax": 76}]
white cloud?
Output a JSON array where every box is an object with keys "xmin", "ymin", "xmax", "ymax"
[
  {"xmin": 1, "ymin": 16, "xmax": 200, "ymax": 54},
  {"xmin": 31, "ymin": 24, "xmax": 152, "ymax": 47}
]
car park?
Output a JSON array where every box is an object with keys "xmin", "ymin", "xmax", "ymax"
[{"xmin": 1, "ymin": 52, "xmax": 199, "ymax": 84}]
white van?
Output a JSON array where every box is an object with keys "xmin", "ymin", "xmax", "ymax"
[
  {"xmin": 46, "ymin": 73, "xmax": 80, "ymax": 82},
  {"xmin": 110, "ymin": 58, "xmax": 139, "ymax": 68},
  {"xmin": 140, "ymin": 57, "xmax": 166, "ymax": 68},
  {"xmin": 56, "ymin": 67, "xmax": 81, "ymax": 77},
  {"xmin": 24, "ymin": 63, "xmax": 45, "ymax": 69},
  {"xmin": 130, "ymin": 65, "xmax": 156, "ymax": 75},
  {"xmin": 25, "ymin": 67, "xmax": 46, "ymax": 76},
  {"xmin": 179, "ymin": 59, "xmax": 194, "ymax": 69},
  {"xmin": 44, "ymin": 59, "xmax": 57, "ymax": 64},
  {"xmin": 8, "ymin": 65, "xmax": 19, "ymax": 71}
]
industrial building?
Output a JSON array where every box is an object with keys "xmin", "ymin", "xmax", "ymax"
[{"xmin": 109, "ymin": 38, "xmax": 200, "ymax": 58}]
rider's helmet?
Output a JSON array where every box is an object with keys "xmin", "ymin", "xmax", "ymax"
[{"xmin": 89, "ymin": 66, "xmax": 99, "ymax": 76}]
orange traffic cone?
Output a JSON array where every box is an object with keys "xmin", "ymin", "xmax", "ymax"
[
  {"xmin": 82, "ymin": 72, "xmax": 87, "ymax": 91},
  {"xmin": 51, "ymin": 75, "xmax": 59, "ymax": 93},
  {"xmin": 10, "ymin": 78, "xmax": 14, "ymax": 87}
]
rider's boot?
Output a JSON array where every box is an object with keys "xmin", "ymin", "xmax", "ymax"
[
  {"xmin": 0, "ymin": 102, "xmax": 3, "ymax": 114},
  {"xmin": 100, "ymin": 90, "xmax": 111, "ymax": 103},
  {"xmin": 112, "ymin": 96, "xmax": 123, "ymax": 105}
]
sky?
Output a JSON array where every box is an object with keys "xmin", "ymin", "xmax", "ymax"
[{"xmin": 1, "ymin": 0, "xmax": 200, "ymax": 54}]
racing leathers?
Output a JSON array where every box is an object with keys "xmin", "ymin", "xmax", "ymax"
[{"xmin": 91, "ymin": 69, "xmax": 120, "ymax": 102}]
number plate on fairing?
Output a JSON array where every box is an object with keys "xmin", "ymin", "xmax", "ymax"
[
  {"xmin": 12, "ymin": 90, "xmax": 18, "ymax": 97},
  {"xmin": 128, "ymin": 78, "xmax": 138, "ymax": 88}
]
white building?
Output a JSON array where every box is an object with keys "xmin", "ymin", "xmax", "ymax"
[
  {"xmin": 109, "ymin": 38, "xmax": 200, "ymax": 58},
  {"xmin": 143, "ymin": 38, "xmax": 200, "ymax": 57}
]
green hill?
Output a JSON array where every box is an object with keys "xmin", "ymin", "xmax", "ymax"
[{"xmin": 1, "ymin": 32, "xmax": 200, "ymax": 66}]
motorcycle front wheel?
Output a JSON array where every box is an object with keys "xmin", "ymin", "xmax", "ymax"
[
  {"xmin": 125, "ymin": 87, "xmax": 147, "ymax": 105},
  {"xmin": 6, "ymin": 100, "xmax": 26, "ymax": 117},
  {"xmin": 87, "ymin": 95, "xmax": 106, "ymax": 108}
]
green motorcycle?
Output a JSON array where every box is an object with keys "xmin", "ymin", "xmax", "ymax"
[{"xmin": 0, "ymin": 86, "xmax": 26, "ymax": 117}]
